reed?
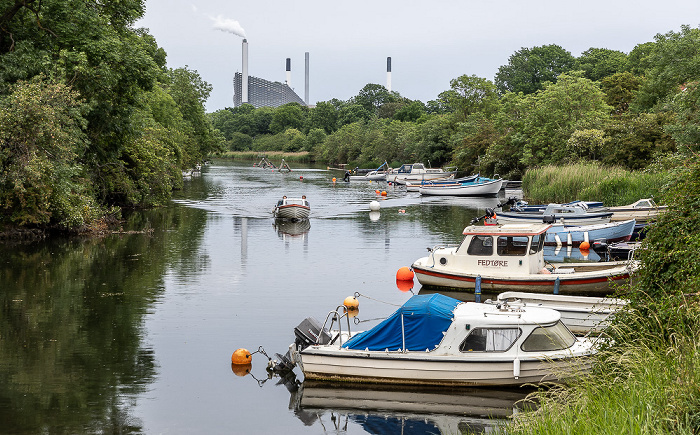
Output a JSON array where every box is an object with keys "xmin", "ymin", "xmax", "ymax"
[
  {"xmin": 522, "ymin": 163, "xmax": 668, "ymax": 206},
  {"xmin": 501, "ymin": 302, "xmax": 700, "ymax": 434}
]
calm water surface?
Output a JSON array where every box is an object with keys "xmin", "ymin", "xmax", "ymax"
[{"xmin": 1, "ymin": 161, "xmax": 534, "ymax": 434}]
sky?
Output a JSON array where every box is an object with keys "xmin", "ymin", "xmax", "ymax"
[{"xmin": 136, "ymin": 0, "xmax": 700, "ymax": 112}]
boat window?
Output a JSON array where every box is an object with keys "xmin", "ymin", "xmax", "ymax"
[
  {"xmin": 529, "ymin": 234, "xmax": 545, "ymax": 254},
  {"xmin": 497, "ymin": 236, "xmax": 529, "ymax": 256},
  {"xmin": 413, "ymin": 164, "xmax": 424, "ymax": 170},
  {"xmin": 466, "ymin": 236, "xmax": 493, "ymax": 255},
  {"xmin": 521, "ymin": 321, "xmax": 576, "ymax": 352},
  {"xmin": 459, "ymin": 328, "xmax": 521, "ymax": 352}
]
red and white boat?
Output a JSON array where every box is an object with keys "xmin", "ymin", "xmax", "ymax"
[{"xmin": 411, "ymin": 223, "xmax": 637, "ymax": 296}]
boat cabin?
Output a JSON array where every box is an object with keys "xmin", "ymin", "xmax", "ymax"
[{"xmin": 449, "ymin": 224, "xmax": 551, "ymax": 276}]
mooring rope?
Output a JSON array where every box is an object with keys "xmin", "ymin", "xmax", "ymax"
[{"xmin": 354, "ymin": 291, "xmax": 402, "ymax": 307}]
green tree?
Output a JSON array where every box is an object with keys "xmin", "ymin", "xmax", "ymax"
[
  {"xmin": 393, "ymin": 100, "xmax": 427, "ymax": 122},
  {"xmin": 307, "ymin": 101, "xmax": 338, "ymax": 134},
  {"xmin": 269, "ymin": 103, "xmax": 307, "ymax": 134},
  {"xmin": 351, "ymin": 84, "xmax": 396, "ymax": 114},
  {"xmin": 664, "ymin": 80, "xmax": 700, "ymax": 152},
  {"xmin": 601, "ymin": 112, "xmax": 676, "ymax": 169},
  {"xmin": 520, "ymin": 73, "xmax": 612, "ymax": 167},
  {"xmin": 600, "ymin": 72, "xmax": 645, "ymax": 115},
  {"xmin": 633, "ymin": 25, "xmax": 700, "ymax": 111},
  {"xmin": 0, "ymin": 77, "xmax": 100, "ymax": 228},
  {"xmin": 441, "ymin": 74, "xmax": 498, "ymax": 120},
  {"xmin": 495, "ymin": 44, "xmax": 576, "ymax": 94},
  {"xmin": 575, "ymin": 48, "xmax": 629, "ymax": 81}
]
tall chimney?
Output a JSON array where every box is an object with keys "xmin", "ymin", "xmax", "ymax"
[
  {"xmin": 242, "ymin": 39, "xmax": 249, "ymax": 104},
  {"xmin": 386, "ymin": 57, "xmax": 392, "ymax": 92},
  {"xmin": 286, "ymin": 58, "xmax": 292, "ymax": 88},
  {"xmin": 304, "ymin": 52, "xmax": 309, "ymax": 105}
]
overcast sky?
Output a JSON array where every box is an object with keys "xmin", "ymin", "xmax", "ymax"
[{"xmin": 136, "ymin": 0, "xmax": 700, "ymax": 112}]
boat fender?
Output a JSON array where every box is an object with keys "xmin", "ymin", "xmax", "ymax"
[{"xmin": 513, "ymin": 358, "xmax": 521, "ymax": 379}]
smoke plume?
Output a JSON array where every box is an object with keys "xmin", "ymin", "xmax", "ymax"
[{"xmin": 211, "ymin": 15, "xmax": 246, "ymax": 38}]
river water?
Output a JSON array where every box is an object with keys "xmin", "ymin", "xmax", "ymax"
[{"xmin": 1, "ymin": 160, "xmax": 534, "ymax": 434}]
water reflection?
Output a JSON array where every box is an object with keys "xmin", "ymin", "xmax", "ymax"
[{"xmin": 289, "ymin": 381, "xmax": 531, "ymax": 434}]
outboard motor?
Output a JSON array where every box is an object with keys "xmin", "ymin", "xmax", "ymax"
[
  {"xmin": 293, "ymin": 317, "xmax": 331, "ymax": 351},
  {"xmin": 542, "ymin": 215, "xmax": 556, "ymax": 224}
]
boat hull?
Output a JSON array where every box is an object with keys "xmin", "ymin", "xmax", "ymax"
[
  {"xmin": 497, "ymin": 212, "xmax": 612, "ymax": 225},
  {"xmin": 545, "ymin": 219, "xmax": 636, "ymax": 246},
  {"xmin": 411, "ymin": 262, "xmax": 633, "ymax": 296},
  {"xmin": 419, "ymin": 179, "xmax": 503, "ymax": 197},
  {"xmin": 298, "ymin": 347, "xmax": 591, "ymax": 387},
  {"xmin": 274, "ymin": 204, "xmax": 310, "ymax": 220}
]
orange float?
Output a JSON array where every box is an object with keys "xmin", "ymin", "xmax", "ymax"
[
  {"xmin": 396, "ymin": 266, "xmax": 414, "ymax": 281},
  {"xmin": 343, "ymin": 296, "xmax": 359, "ymax": 310},
  {"xmin": 231, "ymin": 348, "xmax": 252, "ymax": 365},
  {"xmin": 396, "ymin": 279, "xmax": 414, "ymax": 292}
]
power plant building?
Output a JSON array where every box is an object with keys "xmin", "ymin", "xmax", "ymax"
[{"xmin": 233, "ymin": 39, "xmax": 307, "ymax": 108}]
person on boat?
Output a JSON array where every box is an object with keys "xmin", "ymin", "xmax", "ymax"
[
  {"xmin": 343, "ymin": 171, "xmax": 351, "ymax": 182},
  {"xmin": 277, "ymin": 196, "xmax": 287, "ymax": 207}
]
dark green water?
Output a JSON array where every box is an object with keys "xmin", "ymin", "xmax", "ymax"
[{"xmin": 0, "ymin": 161, "xmax": 529, "ymax": 434}]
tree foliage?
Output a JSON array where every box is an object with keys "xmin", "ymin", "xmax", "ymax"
[{"xmin": 495, "ymin": 44, "xmax": 576, "ymax": 94}]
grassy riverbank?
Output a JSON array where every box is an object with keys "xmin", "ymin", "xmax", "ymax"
[
  {"xmin": 522, "ymin": 163, "xmax": 668, "ymax": 206},
  {"xmin": 503, "ymin": 156, "xmax": 700, "ymax": 434}
]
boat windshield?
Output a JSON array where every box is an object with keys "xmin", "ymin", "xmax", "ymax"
[
  {"xmin": 465, "ymin": 235, "xmax": 493, "ymax": 255},
  {"xmin": 529, "ymin": 234, "xmax": 545, "ymax": 254},
  {"xmin": 520, "ymin": 321, "xmax": 576, "ymax": 352},
  {"xmin": 459, "ymin": 328, "xmax": 521, "ymax": 352},
  {"xmin": 496, "ymin": 236, "xmax": 529, "ymax": 256}
]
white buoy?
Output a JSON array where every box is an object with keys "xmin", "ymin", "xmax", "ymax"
[
  {"xmin": 369, "ymin": 211, "xmax": 380, "ymax": 221},
  {"xmin": 369, "ymin": 201, "xmax": 381, "ymax": 211}
]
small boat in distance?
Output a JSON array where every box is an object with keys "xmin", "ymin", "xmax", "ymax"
[
  {"xmin": 387, "ymin": 163, "xmax": 457, "ymax": 185},
  {"xmin": 545, "ymin": 219, "xmax": 636, "ymax": 247},
  {"xmin": 273, "ymin": 196, "xmax": 310, "ymax": 221},
  {"xmin": 419, "ymin": 176, "xmax": 503, "ymax": 197},
  {"xmin": 406, "ymin": 174, "xmax": 479, "ymax": 192},
  {"xmin": 289, "ymin": 294, "xmax": 595, "ymax": 387}
]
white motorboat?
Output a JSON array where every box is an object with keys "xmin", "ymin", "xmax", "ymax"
[
  {"xmin": 387, "ymin": 163, "xmax": 456, "ymax": 185},
  {"xmin": 496, "ymin": 202, "xmax": 613, "ymax": 225},
  {"xmin": 608, "ymin": 198, "xmax": 667, "ymax": 223},
  {"xmin": 405, "ymin": 174, "xmax": 478, "ymax": 192},
  {"xmin": 490, "ymin": 291, "xmax": 628, "ymax": 335},
  {"xmin": 289, "ymin": 293, "xmax": 595, "ymax": 387},
  {"xmin": 419, "ymin": 177, "xmax": 503, "ymax": 197},
  {"xmin": 411, "ymin": 223, "xmax": 637, "ymax": 295},
  {"xmin": 273, "ymin": 196, "xmax": 310, "ymax": 221}
]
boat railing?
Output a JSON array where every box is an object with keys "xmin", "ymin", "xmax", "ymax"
[
  {"xmin": 320, "ymin": 305, "xmax": 353, "ymax": 348},
  {"xmin": 426, "ymin": 244, "xmax": 460, "ymax": 266}
]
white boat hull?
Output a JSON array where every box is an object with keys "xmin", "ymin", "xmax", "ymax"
[
  {"xmin": 274, "ymin": 204, "xmax": 310, "ymax": 220},
  {"xmin": 298, "ymin": 345, "xmax": 591, "ymax": 387},
  {"xmin": 419, "ymin": 179, "xmax": 503, "ymax": 197}
]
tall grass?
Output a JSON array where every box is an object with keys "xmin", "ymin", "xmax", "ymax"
[
  {"xmin": 501, "ymin": 301, "xmax": 700, "ymax": 434},
  {"xmin": 522, "ymin": 163, "xmax": 669, "ymax": 206}
]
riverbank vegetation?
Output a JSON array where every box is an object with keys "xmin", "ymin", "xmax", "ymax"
[{"xmin": 0, "ymin": 0, "xmax": 222, "ymax": 235}]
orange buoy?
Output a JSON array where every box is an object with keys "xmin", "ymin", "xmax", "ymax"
[
  {"xmin": 375, "ymin": 190, "xmax": 380, "ymax": 194},
  {"xmin": 343, "ymin": 296, "xmax": 359, "ymax": 310},
  {"xmin": 299, "ymin": 176, "xmax": 304, "ymax": 180},
  {"xmin": 332, "ymin": 177, "xmax": 336, "ymax": 182},
  {"xmin": 231, "ymin": 348, "xmax": 252, "ymax": 365},
  {"xmin": 347, "ymin": 307, "xmax": 359, "ymax": 318},
  {"xmin": 396, "ymin": 266, "xmax": 414, "ymax": 281},
  {"xmin": 396, "ymin": 279, "xmax": 413, "ymax": 292},
  {"xmin": 579, "ymin": 241, "xmax": 590, "ymax": 250},
  {"xmin": 231, "ymin": 363, "xmax": 252, "ymax": 376},
  {"xmin": 381, "ymin": 191, "xmax": 387, "ymax": 196}
]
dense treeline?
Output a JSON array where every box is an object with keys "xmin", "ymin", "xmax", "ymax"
[
  {"xmin": 211, "ymin": 25, "xmax": 699, "ymax": 181},
  {"xmin": 0, "ymin": 0, "xmax": 222, "ymax": 232}
]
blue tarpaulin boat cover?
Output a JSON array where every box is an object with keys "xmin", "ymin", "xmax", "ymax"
[{"xmin": 342, "ymin": 294, "xmax": 461, "ymax": 351}]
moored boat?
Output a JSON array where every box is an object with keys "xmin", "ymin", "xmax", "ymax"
[
  {"xmin": 497, "ymin": 202, "xmax": 613, "ymax": 225},
  {"xmin": 608, "ymin": 198, "xmax": 667, "ymax": 223},
  {"xmin": 273, "ymin": 196, "xmax": 310, "ymax": 221},
  {"xmin": 406, "ymin": 174, "xmax": 479, "ymax": 192},
  {"xmin": 387, "ymin": 163, "xmax": 457, "ymax": 185},
  {"xmin": 419, "ymin": 177, "xmax": 503, "ymax": 197},
  {"xmin": 289, "ymin": 293, "xmax": 595, "ymax": 387},
  {"xmin": 411, "ymin": 223, "xmax": 637, "ymax": 295},
  {"xmin": 545, "ymin": 219, "xmax": 636, "ymax": 247},
  {"xmin": 491, "ymin": 291, "xmax": 628, "ymax": 335}
]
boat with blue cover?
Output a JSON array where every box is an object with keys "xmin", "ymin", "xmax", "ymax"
[
  {"xmin": 418, "ymin": 176, "xmax": 503, "ymax": 197},
  {"xmin": 289, "ymin": 293, "xmax": 595, "ymax": 386}
]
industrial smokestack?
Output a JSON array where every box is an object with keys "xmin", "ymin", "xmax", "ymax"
[
  {"xmin": 305, "ymin": 52, "xmax": 309, "ymax": 105},
  {"xmin": 386, "ymin": 57, "xmax": 392, "ymax": 92},
  {"xmin": 242, "ymin": 39, "xmax": 249, "ymax": 104},
  {"xmin": 286, "ymin": 58, "xmax": 292, "ymax": 88}
]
